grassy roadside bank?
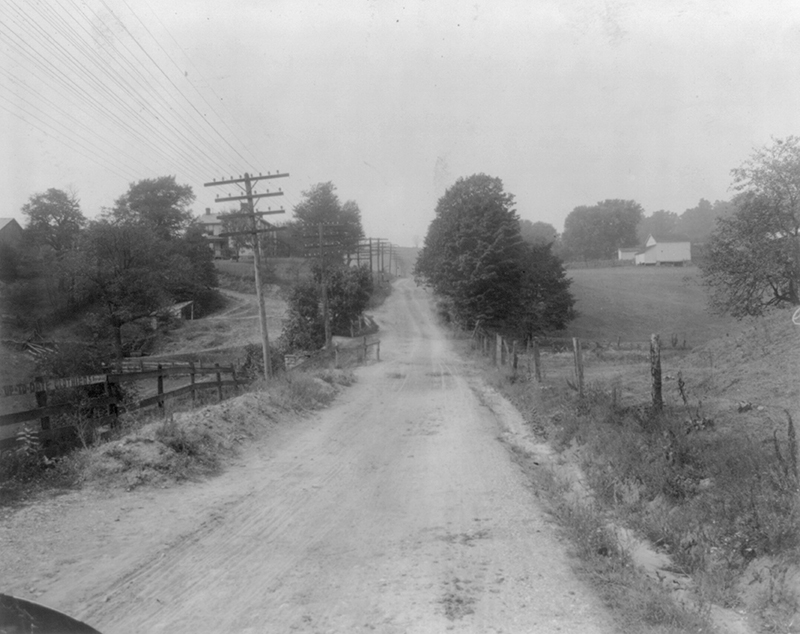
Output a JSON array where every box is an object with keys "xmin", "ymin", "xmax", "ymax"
[
  {"xmin": 0, "ymin": 369, "xmax": 356, "ymax": 510},
  {"xmin": 458, "ymin": 310, "xmax": 799, "ymax": 634}
]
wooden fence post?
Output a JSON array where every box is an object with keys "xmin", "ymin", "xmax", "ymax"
[
  {"xmin": 157, "ymin": 365, "xmax": 164, "ymax": 410},
  {"xmin": 532, "ymin": 339, "xmax": 542, "ymax": 383},
  {"xmin": 572, "ymin": 338, "xmax": 584, "ymax": 397},
  {"xmin": 215, "ymin": 363, "xmax": 223, "ymax": 402},
  {"xmin": 190, "ymin": 362, "xmax": 196, "ymax": 404},
  {"xmin": 512, "ymin": 341, "xmax": 518, "ymax": 371},
  {"xmin": 495, "ymin": 334, "xmax": 501, "ymax": 366},
  {"xmin": 650, "ymin": 334, "xmax": 663, "ymax": 410},
  {"xmin": 104, "ymin": 375, "xmax": 118, "ymax": 424},
  {"xmin": 34, "ymin": 377, "xmax": 50, "ymax": 431},
  {"xmin": 363, "ymin": 336, "xmax": 368, "ymax": 361},
  {"xmin": 334, "ymin": 344, "xmax": 340, "ymax": 369}
]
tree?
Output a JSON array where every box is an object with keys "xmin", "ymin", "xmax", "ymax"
[
  {"xmin": 519, "ymin": 219, "xmax": 558, "ymax": 246},
  {"xmin": 703, "ymin": 137, "xmax": 800, "ymax": 315},
  {"xmin": 415, "ymin": 174, "xmax": 574, "ymax": 337},
  {"xmin": 637, "ymin": 209, "xmax": 678, "ymax": 243},
  {"xmin": 278, "ymin": 265, "xmax": 373, "ymax": 352},
  {"xmin": 415, "ymin": 174, "xmax": 526, "ymax": 332},
  {"xmin": 517, "ymin": 243, "xmax": 575, "ymax": 337},
  {"xmin": 675, "ymin": 198, "xmax": 735, "ymax": 243},
  {"xmin": 21, "ymin": 188, "xmax": 86, "ymax": 254},
  {"xmin": 293, "ymin": 182, "xmax": 364, "ymax": 259},
  {"xmin": 164, "ymin": 223, "xmax": 221, "ymax": 315},
  {"xmin": 326, "ymin": 265, "xmax": 373, "ymax": 335},
  {"xmin": 562, "ymin": 199, "xmax": 644, "ymax": 260},
  {"xmin": 110, "ymin": 176, "xmax": 194, "ymax": 240},
  {"xmin": 79, "ymin": 221, "xmax": 168, "ymax": 358}
]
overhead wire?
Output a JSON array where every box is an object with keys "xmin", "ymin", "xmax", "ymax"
[
  {"xmin": 0, "ymin": 0, "xmax": 295, "ymax": 209},
  {"xmin": 97, "ymin": 0, "xmax": 254, "ymax": 174},
  {"xmin": 122, "ymin": 0, "xmax": 262, "ymax": 173},
  {"xmin": 0, "ymin": 3, "xmax": 214, "ymax": 185},
  {"xmin": 0, "ymin": 67, "xmax": 156, "ymax": 177},
  {"xmin": 3, "ymin": 0, "xmax": 238, "ymax": 185},
  {"xmin": 138, "ymin": 0, "xmax": 266, "ymax": 171},
  {"xmin": 27, "ymin": 0, "xmax": 232, "ymax": 181},
  {"xmin": 0, "ymin": 99, "xmax": 140, "ymax": 183}
]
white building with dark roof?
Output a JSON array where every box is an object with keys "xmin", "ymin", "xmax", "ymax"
[{"xmin": 634, "ymin": 234, "xmax": 692, "ymax": 265}]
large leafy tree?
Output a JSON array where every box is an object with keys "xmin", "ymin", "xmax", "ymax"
[
  {"xmin": 278, "ymin": 265, "xmax": 373, "ymax": 352},
  {"xmin": 22, "ymin": 188, "xmax": 86, "ymax": 254},
  {"xmin": 166, "ymin": 223, "xmax": 219, "ymax": 302},
  {"xmin": 562, "ymin": 199, "xmax": 644, "ymax": 260},
  {"xmin": 110, "ymin": 176, "xmax": 194, "ymax": 240},
  {"xmin": 79, "ymin": 221, "xmax": 168, "ymax": 358},
  {"xmin": 636, "ymin": 209, "xmax": 679, "ymax": 243},
  {"xmin": 519, "ymin": 219, "xmax": 558, "ymax": 246},
  {"xmin": 703, "ymin": 136, "xmax": 800, "ymax": 316},
  {"xmin": 292, "ymin": 182, "xmax": 364, "ymax": 260},
  {"xmin": 416, "ymin": 174, "xmax": 524, "ymax": 331},
  {"xmin": 517, "ymin": 243, "xmax": 575, "ymax": 337},
  {"xmin": 416, "ymin": 174, "xmax": 573, "ymax": 336},
  {"xmin": 675, "ymin": 198, "xmax": 735, "ymax": 243}
]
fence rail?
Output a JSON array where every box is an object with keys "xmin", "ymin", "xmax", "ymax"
[
  {"xmin": 0, "ymin": 362, "xmax": 242, "ymax": 451},
  {"xmin": 474, "ymin": 329, "xmax": 683, "ymax": 411}
]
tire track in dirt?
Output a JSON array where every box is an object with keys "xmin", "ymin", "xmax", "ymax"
[{"xmin": 9, "ymin": 278, "xmax": 619, "ymax": 633}]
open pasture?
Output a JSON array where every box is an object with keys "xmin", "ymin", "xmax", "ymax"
[{"xmin": 563, "ymin": 266, "xmax": 739, "ymax": 347}]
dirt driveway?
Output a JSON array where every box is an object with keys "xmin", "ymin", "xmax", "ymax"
[{"xmin": 0, "ymin": 279, "xmax": 615, "ymax": 633}]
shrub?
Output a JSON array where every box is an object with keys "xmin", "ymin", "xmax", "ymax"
[{"xmin": 239, "ymin": 343, "xmax": 285, "ymax": 380}]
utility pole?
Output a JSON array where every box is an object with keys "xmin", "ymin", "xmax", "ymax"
[
  {"xmin": 204, "ymin": 171, "xmax": 288, "ymax": 380},
  {"xmin": 300, "ymin": 222, "xmax": 349, "ymax": 349}
]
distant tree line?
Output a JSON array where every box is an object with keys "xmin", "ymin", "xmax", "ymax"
[
  {"xmin": 1, "ymin": 176, "xmax": 219, "ymax": 359},
  {"xmin": 414, "ymin": 174, "xmax": 574, "ymax": 340},
  {"xmin": 519, "ymin": 136, "xmax": 800, "ymax": 318}
]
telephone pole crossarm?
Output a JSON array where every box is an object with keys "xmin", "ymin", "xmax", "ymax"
[
  {"xmin": 205, "ymin": 171, "xmax": 287, "ymax": 381},
  {"xmin": 212, "ymin": 191, "xmax": 284, "ymax": 203},
  {"xmin": 203, "ymin": 172, "xmax": 289, "ymax": 187}
]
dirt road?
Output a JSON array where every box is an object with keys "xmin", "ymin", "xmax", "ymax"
[{"xmin": 1, "ymin": 279, "xmax": 615, "ymax": 633}]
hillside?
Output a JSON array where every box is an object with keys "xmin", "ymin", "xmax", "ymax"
[{"xmin": 562, "ymin": 266, "xmax": 739, "ymax": 347}]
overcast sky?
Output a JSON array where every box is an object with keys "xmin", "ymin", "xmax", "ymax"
[{"xmin": 3, "ymin": 0, "xmax": 800, "ymax": 246}]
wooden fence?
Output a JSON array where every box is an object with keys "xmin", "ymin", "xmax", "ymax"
[
  {"xmin": 284, "ymin": 336, "xmax": 381, "ymax": 371},
  {"xmin": 474, "ymin": 330, "xmax": 685, "ymax": 410},
  {"xmin": 0, "ymin": 362, "xmax": 242, "ymax": 451}
]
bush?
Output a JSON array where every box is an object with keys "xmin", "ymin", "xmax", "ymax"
[
  {"xmin": 278, "ymin": 278, "xmax": 325, "ymax": 352},
  {"xmin": 239, "ymin": 343, "xmax": 285, "ymax": 380}
]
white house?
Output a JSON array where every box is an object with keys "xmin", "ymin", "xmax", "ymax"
[
  {"xmin": 198, "ymin": 209, "xmax": 228, "ymax": 258},
  {"xmin": 634, "ymin": 234, "xmax": 692, "ymax": 266},
  {"xmin": 617, "ymin": 247, "xmax": 639, "ymax": 262}
]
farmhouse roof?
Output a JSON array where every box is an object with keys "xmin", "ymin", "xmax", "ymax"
[
  {"xmin": 198, "ymin": 211, "xmax": 220, "ymax": 224},
  {"xmin": 649, "ymin": 233, "xmax": 690, "ymax": 243},
  {"xmin": 0, "ymin": 218, "xmax": 21, "ymax": 231}
]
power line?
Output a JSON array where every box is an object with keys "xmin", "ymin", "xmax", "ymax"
[
  {"xmin": 121, "ymin": 0, "xmax": 262, "ymax": 173},
  {"xmin": 0, "ymin": 0, "xmax": 281, "ymax": 203},
  {"xmin": 0, "ymin": 5, "xmax": 216, "ymax": 184},
  {"xmin": 0, "ymin": 99, "xmax": 140, "ymax": 183}
]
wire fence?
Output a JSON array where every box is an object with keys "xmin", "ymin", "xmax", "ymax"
[{"xmin": 474, "ymin": 330, "xmax": 696, "ymax": 410}]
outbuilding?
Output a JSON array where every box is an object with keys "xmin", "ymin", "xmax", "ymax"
[
  {"xmin": 617, "ymin": 247, "xmax": 639, "ymax": 262},
  {"xmin": 0, "ymin": 218, "xmax": 23, "ymax": 247},
  {"xmin": 634, "ymin": 234, "xmax": 692, "ymax": 266}
]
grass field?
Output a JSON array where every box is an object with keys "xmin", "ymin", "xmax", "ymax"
[{"xmin": 562, "ymin": 265, "xmax": 739, "ymax": 347}]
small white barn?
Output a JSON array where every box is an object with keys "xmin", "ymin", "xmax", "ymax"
[
  {"xmin": 617, "ymin": 247, "xmax": 639, "ymax": 262},
  {"xmin": 634, "ymin": 234, "xmax": 691, "ymax": 266}
]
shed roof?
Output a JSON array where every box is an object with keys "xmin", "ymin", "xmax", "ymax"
[
  {"xmin": 649, "ymin": 233, "xmax": 690, "ymax": 243},
  {"xmin": 0, "ymin": 218, "xmax": 22, "ymax": 231}
]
